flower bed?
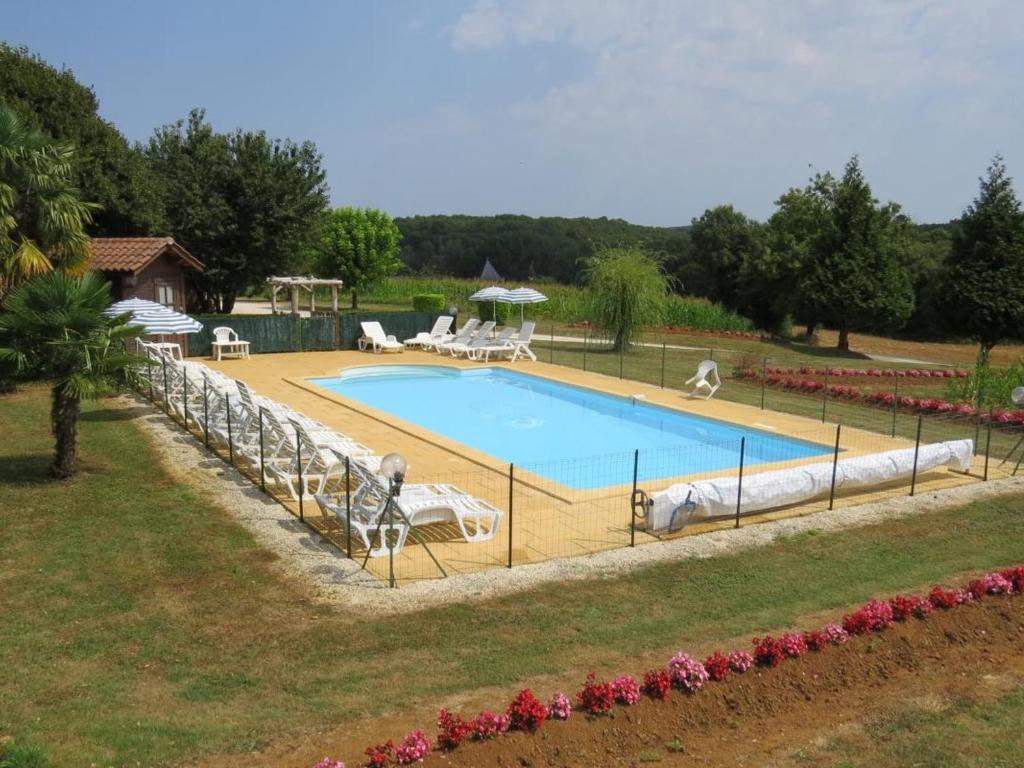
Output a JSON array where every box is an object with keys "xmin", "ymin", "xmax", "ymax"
[
  {"xmin": 758, "ymin": 366, "xmax": 969, "ymax": 379},
  {"xmin": 734, "ymin": 370, "xmax": 1024, "ymax": 425},
  {"xmin": 312, "ymin": 566, "xmax": 1024, "ymax": 768}
]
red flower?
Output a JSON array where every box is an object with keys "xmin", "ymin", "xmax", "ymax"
[
  {"xmin": 703, "ymin": 651, "xmax": 731, "ymax": 681},
  {"xmin": 576, "ymin": 673, "xmax": 615, "ymax": 716},
  {"xmin": 752, "ymin": 636, "xmax": 785, "ymax": 667},
  {"xmin": 436, "ymin": 709, "xmax": 471, "ymax": 751},
  {"xmin": 803, "ymin": 630, "xmax": 828, "ymax": 651},
  {"xmin": 641, "ymin": 669, "xmax": 672, "ymax": 701},
  {"xmin": 506, "ymin": 689, "xmax": 548, "ymax": 732},
  {"xmin": 363, "ymin": 741, "xmax": 394, "ymax": 768}
]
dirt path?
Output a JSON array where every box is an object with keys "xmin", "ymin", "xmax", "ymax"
[{"xmin": 189, "ymin": 594, "xmax": 1024, "ymax": 768}]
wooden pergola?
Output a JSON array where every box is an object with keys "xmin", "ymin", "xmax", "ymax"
[{"xmin": 266, "ymin": 276, "xmax": 345, "ymax": 315}]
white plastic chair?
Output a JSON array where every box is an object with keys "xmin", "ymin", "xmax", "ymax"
[
  {"xmin": 685, "ymin": 360, "xmax": 721, "ymax": 399},
  {"xmin": 404, "ymin": 316, "xmax": 454, "ymax": 349},
  {"xmin": 358, "ymin": 321, "xmax": 404, "ymax": 353},
  {"xmin": 211, "ymin": 326, "xmax": 250, "ymax": 361}
]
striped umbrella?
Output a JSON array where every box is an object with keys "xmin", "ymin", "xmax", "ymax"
[
  {"xmin": 103, "ymin": 297, "xmax": 165, "ymax": 317},
  {"xmin": 468, "ymin": 285, "xmax": 506, "ymax": 322},
  {"xmin": 498, "ymin": 286, "xmax": 548, "ymax": 323},
  {"xmin": 126, "ymin": 307, "xmax": 204, "ymax": 335}
]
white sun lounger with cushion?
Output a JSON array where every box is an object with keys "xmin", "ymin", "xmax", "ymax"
[
  {"xmin": 358, "ymin": 321, "xmax": 404, "ymax": 353},
  {"xmin": 404, "ymin": 316, "xmax": 454, "ymax": 349},
  {"xmin": 685, "ymin": 359, "xmax": 721, "ymax": 399},
  {"xmin": 442, "ymin": 320, "xmax": 495, "ymax": 356}
]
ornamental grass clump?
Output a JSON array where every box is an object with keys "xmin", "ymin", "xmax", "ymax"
[
  {"xmin": 668, "ymin": 652, "xmax": 709, "ymax": 692},
  {"xmin": 506, "ymin": 689, "xmax": 548, "ymax": 732},
  {"xmin": 577, "ymin": 673, "xmax": 615, "ymax": 715}
]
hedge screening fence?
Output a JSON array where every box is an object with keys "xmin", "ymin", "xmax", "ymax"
[{"xmin": 187, "ymin": 311, "xmax": 441, "ymax": 356}]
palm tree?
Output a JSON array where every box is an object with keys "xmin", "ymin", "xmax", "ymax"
[
  {"xmin": 0, "ymin": 271, "xmax": 142, "ymax": 478},
  {"xmin": 0, "ymin": 102, "xmax": 96, "ymax": 299}
]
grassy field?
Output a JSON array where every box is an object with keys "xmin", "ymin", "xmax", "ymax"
[{"xmin": 2, "ymin": 387, "xmax": 1024, "ymax": 766}]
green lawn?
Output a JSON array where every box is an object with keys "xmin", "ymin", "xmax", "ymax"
[{"xmin": 2, "ymin": 387, "xmax": 1023, "ymax": 766}]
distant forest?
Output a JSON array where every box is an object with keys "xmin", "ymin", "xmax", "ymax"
[{"xmin": 394, "ymin": 214, "xmax": 954, "ymax": 336}]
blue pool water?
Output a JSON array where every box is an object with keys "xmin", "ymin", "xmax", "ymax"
[{"xmin": 311, "ymin": 366, "xmax": 829, "ymax": 489}]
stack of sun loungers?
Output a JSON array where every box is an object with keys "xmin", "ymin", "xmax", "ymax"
[
  {"xmin": 135, "ymin": 341, "xmax": 501, "ymax": 557},
  {"xmin": 364, "ymin": 315, "xmax": 537, "ymax": 362}
]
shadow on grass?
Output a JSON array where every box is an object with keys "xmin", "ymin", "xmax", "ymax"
[
  {"xmin": 79, "ymin": 406, "xmax": 151, "ymax": 422},
  {"xmin": 767, "ymin": 339, "xmax": 873, "ymax": 361},
  {"xmin": 0, "ymin": 453, "xmax": 53, "ymax": 485}
]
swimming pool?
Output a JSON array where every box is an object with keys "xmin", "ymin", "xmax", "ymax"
[{"xmin": 311, "ymin": 366, "xmax": 830, "ymax": 489}]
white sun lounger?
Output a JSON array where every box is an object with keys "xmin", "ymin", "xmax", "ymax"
[
  {"xmin": 685, "ymin": 360, "xmax": 721, "ymax": 399},
  {"xmin": 404, "ymin": 316, "xmax": 454, "ymax": 349},
  {"xmin": 443, "ymin": 321, "xmax": 496, "ymax": 356},
  {"xmin": 465, "ymin": 327, "xmax": 517, "ymax": 361},
  {"xmin": 358, "ymin": 321, "xmax": 405, "ymax": 353}
]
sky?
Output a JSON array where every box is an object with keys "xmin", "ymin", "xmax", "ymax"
[{"xmin": 4, "ymin": 0, "xmax": 1023, "ymax": 226}]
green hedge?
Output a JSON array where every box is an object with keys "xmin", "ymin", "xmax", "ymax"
[
  {"xmin": 412, "ymin": 293, "xmax": 446, "ymax": 312},
  {"xmin": 476, "ymin": 301, "xmax": 511, "ymax": 324}
]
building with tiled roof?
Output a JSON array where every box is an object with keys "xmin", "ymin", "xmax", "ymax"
[{"xmin": 89, "ymin": 237, "xmax": 203, "ymax": 312}]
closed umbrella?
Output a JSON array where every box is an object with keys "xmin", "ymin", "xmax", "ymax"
[
  {"xmin": 498, "ymin": 286, "xmax": 548, "ymax": 323},
  {"xmin": 468, "ymin": 285, "xmax": 506, "ymax": 323}
]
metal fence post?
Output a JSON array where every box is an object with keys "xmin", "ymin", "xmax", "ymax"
[
  {"xmin": 203, "ymin": 378, "xmax": 209, "ymax": 449},
  {"xmin": 225, "ymin": 393, "xmax": 234, "ymax": 467},
  {"xmin": 387, "ymin": 494, "xmax": 396, "ymax": 588},
  {"xmin": 583, "ymin": 330, "xmax": 588, "ymax": 372},
  {"xmin": 550, "ymin": 325, "xmax": 554, "ymax": 364},
  {"xmin": 507, "ymin": 463, "xmax": 514, "ymax": 568},
  {"xmin": 296, "ymin": 432, "xmax": 304, "ymax": 521},
  {"xmin": 828, "ymin": 424, "xmax": 842, "ymax": 510},
  {"xmin": 162, "ymin": 357, "xmax": 170, "ymax": 413},
  {"xmin": 708, "ymin": 348, "xmax": 714, "ymax": 362},
  {"xmin": 892, "ymin": 376, "xmax": 899, "ymax": 437},
  {"xmin": 984, "ymin": 408, "xmax": 993, "ymax": 481},
  {"xmin": 148, "ymin": 357, "xmax": 154, "ymax": 401},
  {"xmin": 760, "ymin": 356, "xmax": 767, "ymax": 410},
  {"xmin": 910, "ymin": 415, "xmax": 923, "ymax": 496},
  {"xmin": 630, "ymin": 449, "xmax": 639, "ymax": 547},
  {"xmin": 821, "ymin": 367, "xmax": 829, "ymax": 423},
  {"xmin": 735, "ymin": 437, "xmax": 746, "ymax": 528},
  {"xmin": 345, "ymin": 456, "xmax": 352, "ymax": 558},
  {"xmin": 619, "ymin": 342, "xmax": 624, "ymax": 379},
  {"xmin": 258, "ymin": 408, "xmax": 266, "ymax": 493},
  {"xmin": 660, "ymin": 343, "xmax": 667, "ymax": 389},
  {"xmin": 182, "ymin": 369, "xmax": 189, "ymax": 431},
  {"xmin": 974, "ymin": 409, "xmax": 982, "ymax": 456}
]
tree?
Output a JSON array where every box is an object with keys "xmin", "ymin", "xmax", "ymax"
[
  {"xmin": 146, "ymin": 109, "xmax": 329, "ymax": 312},
  {"xmin": 315, "ymin": 207, "xmax": 403, "ymax": 308},
  {"xmin": 0, "ymin": 44, "xmax": 165, "ymax": 235},
  {"xmin": 688, "ymin": 205, "xmax": 763, "ymax": 308},
  {"xmin": 0, "ymin": 103, "xmax": 96, "ymax": 298},
  {"xmin": 0, "ymin": 271, "xmax": 142, "ymax": 478},
  {"xmin": 583, "ymin": 247, "xmax": 668, "ymax": 351},
  {"xmin": 946, "ymin": 156, "xmax": 1024, "ymax": 366},
  {"xmin": 783, "ymin": 157, "xmax": 914, "ymax": 349}
]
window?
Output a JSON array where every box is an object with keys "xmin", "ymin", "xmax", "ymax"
[{"xmin": 156, "ymin": 282, "xmax": 175, "ymax": 308}]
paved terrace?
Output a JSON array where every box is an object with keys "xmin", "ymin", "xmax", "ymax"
[{"xmin": 197, "ymin": 349, "xmax": 992, "ymax": 584}]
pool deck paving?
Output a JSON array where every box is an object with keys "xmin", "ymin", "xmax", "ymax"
[{"xmin": 196, "ymin": 349, "xmax": 994, "ymax": 583}]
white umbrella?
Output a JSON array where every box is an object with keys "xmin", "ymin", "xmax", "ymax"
[
  {"xmin": 127, "ymin": 308, "xmax": 204, "ymax": 335},
  {"xmin": 103, "ymin": 297, "xmax": 165, "ymax": 317},
  {"xmin": 498, "ymin": 286, "xmax": 548, "ymax": 323},
  {"xmin": 468, "ymin": 285, "xmax": 506, "ymax": 322}
]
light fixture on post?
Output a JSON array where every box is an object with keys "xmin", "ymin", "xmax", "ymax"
[{"xmin": 380, "ymin": 452, "xmax": 407, "ymax": 496}]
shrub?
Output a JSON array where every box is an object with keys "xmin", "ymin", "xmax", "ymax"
[
  {"xmin": 969, "ymin": 572, "xmax": 1014, "ymax": 598},
  {"xmin": 727, "ymin": 650, "xmax": 755, "ymax": 672},
  {"xmin": 752, "ymin": 636, "xmax": 785, "ymax": 667},
  {"xmin": 506, "ymin": 689, "xmax": 547, "ymax": 732},
  {"xmin": 803, "ymin": 630, "xmax": 828, "ymax": 651},
  {"xmin": 889, "ymin": 595, "xmax": 933, "ymax": 621},
  {"xmin": 822, "ymin": 623, "xmax": 850, "ymax": 645},
  {"xmin": 412, "ymin": 293, "xmax": 446, "ymax": 312},
  {"xmin": 395, "ymin": 730, "xmax": 431, "ymax": 765},
  {"xmin": 577, "ymin": 673, "xmax": 615, "ymax": 715},
  {"xmin": 779, "ymin": 632, "xmax": 807, "ymax": 658},
  {"xmin": 470, "ymin": 711, "xmax": 506, "ymax": 740},
  {"xmin": 641, "ymin": 669, "xmax": 672, "ymax": 700},
  {"xmin": 363, "ymin": 741, "xmax": 394, "ymax": 768},
  {"xmin": 476, "ymin": 300, "xmax": 511, "ymax": 324},
  {"xmin": 703, "ymin": 651, "xmax": 731, "ymax": 681},
  {"xmin": 842, "ymin": 599, "xmax": 895, "ymax": 635},
  {"xmin": 667, "ymin": 652, "xmax": 710, "ymax": 692},
  {"xmin": 548, "ymin": 692, "xmax": 572, "ymax": 720},
  {"xmin": 436, "ymin": 709, "xmax": 470, "ymax": 751},
  {"xmin": 610, "ymin": 675, "xmax": 640, "ymax": 705}
]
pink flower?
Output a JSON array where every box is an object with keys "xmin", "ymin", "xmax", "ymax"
[
  {"xmin": 727, "ymin": 650, "xmax": 755, "ymax": 672},
  {"xmin": 779, "ymin": 632, "xmax": 807, "ymax": 658},
  {"xmin": 823, "ymin": 623, "xmax": 849, "ymax": 645},
  {"xmin": 548, "ymin": 692, "xmax": 572, "ymax": 720},
  {"xmin": 610, "ymin": 675, "xmax": 640, "ymax": 705},
  {"xmin": 313, "ymin": 759, "xmax": 345, "ymax": 768},
  {"xmin": 667, "ymin": 652, "xmax": 710, "ymax": 692},
  {"xmin": 395, "ymin": 730, "xmax": 431, "ymax": 765}
]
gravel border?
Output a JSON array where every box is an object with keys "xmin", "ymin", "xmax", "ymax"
[{"xmin": 127, "ymin": 393, "xmax": 1024, "ymax": 615}]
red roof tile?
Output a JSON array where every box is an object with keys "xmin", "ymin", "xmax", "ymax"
[{"xmin": 89, "ymin": 237, "xmax": 203, "ymax": 273}]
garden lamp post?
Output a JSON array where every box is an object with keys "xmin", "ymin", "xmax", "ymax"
[{"xmin": 380, "ymin": 452, "xmax": 407, "ymax": 588}]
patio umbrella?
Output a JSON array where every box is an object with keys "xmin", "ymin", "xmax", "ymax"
[
  {"xmin": 102, "ymin": 297, "xmax": 165, "ymax": 317},
  {"xmin": 498, "ymin": 286, "xmax": 548, "ymax": 323},
  {"xmin": 127, "ymin": 307, "xmax": 204, "ymax": 335},
  {"xmin": 468, "ymin": 285, "xmax": 506, "ymax": 322}
]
